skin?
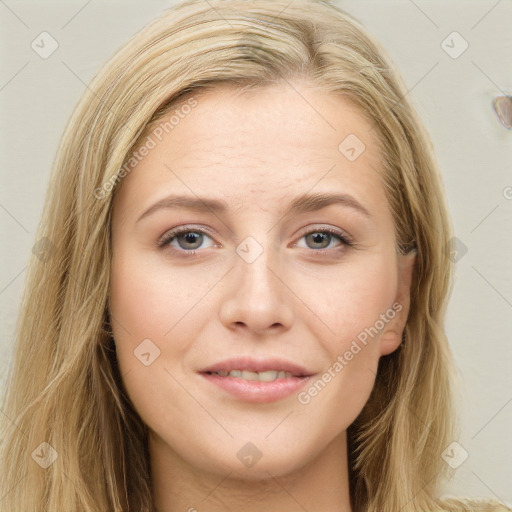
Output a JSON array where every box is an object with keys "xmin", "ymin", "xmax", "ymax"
[{"xmin": 109, "ymin": 79, "xmax": 416, "ymax": 512}]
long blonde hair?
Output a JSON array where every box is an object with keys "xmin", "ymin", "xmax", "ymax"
[{"xmin": 1, "ymin": 1, "xmax": 509, "ymax": 511}]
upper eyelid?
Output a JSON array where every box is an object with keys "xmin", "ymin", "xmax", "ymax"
[
  {"xmin": 159, "ymin": 224, "xmax": 352, "ymax": 248},
  {"xmin": 158, "ymin": 225, "xmax": 216, "ymax": 246}
]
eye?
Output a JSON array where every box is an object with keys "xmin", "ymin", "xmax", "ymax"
[
  {"xmin": 158, "ymin": 226, "xmax": 215, "ymax": 254},
  {"xmin": 295, "ymin": 227, "xmax": 353, "ymax": 252},
  {"xmin": 158, "ymin": 225, "xmax": 353, "ymax": 257}
]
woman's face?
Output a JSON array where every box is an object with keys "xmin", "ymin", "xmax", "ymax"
[{"xmin": 109, "ymin": 80, "xmax": 415, "ymax": 480}]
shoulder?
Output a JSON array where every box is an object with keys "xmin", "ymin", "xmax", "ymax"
[{"xmin": 436, "ymin": 496, "xmax": 512, "ymax": 512}]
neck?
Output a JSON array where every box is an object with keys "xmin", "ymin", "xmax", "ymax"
[{"xmin": 150, "ymin": 431, "xmax": 353, "ymax": 512}]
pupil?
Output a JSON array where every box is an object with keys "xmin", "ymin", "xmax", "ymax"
[
  {"xmin": 309, "ymin": 232, "xmax": 329, "ymax": 248},
  {"xmin": 180, "ymin": 232, "xmax": 201, "ymax": 249}
]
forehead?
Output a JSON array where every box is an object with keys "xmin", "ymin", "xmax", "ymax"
[
  {"xmin": 166, "ymin": 81, "xmax": 379, "ymax": 163},
  {"xmin": 114, "ymin": 80, "xmax": 388, "ymax": 218}
]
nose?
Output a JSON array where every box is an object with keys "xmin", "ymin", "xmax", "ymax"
[{"xmin": 218, "ymin": 243, "xmax": 294, "ymax": 335}]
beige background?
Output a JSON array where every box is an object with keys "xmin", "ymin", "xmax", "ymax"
[{"xmin": 1, "ymin": 0, "xmax": 511, "ymax": 504}]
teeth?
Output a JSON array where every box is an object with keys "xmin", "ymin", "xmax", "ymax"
[
  {"xmin": 211, "ymin": 370, "xmax": 294, "ymax": 381},
  {"xmin": 241, "ymin": 370, "xmax": 259, "ymax": 381},
  {"xmin": 258, "ymin": 370, "xmax": 279, "ymax": 382}
]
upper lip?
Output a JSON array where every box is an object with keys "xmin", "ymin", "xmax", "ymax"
[{"xmin": 200, "ymin": 357, "xmax": 314, "ymax": 377}]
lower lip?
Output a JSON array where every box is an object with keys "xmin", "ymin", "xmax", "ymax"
[{"xmin": 199, "ymin": 373, "xmax": 312, "ymax": 403}]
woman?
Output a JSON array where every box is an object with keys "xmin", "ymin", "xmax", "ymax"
[{"xmin": 0, "ymin": 1, "xmax": 509, "ymax": 511}]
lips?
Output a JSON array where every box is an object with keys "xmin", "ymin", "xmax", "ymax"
[
  {"xmin": 198, "ymin": 356, "xmax": 316, "ymax": 403},
  {"xmin": 208, "ymin": 369, "xmax": 294, "ymax": 382},
  {"xmin": 199, "ymin": 356, "xmax": 313, "ymax": 378}
]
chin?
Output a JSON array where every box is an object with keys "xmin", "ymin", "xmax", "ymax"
[{"xmin": 191, "ymin": 437, "xmax": 319, "ymax": 482}]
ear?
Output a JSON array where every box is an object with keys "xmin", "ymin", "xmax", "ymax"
[{"xmin": 379, "ymin": 250, "xmax": 416, "ymax": 356}]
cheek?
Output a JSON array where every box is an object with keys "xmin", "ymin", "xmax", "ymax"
[
  {"xmin": 109, "ymin": 251, "xmax": 171, "ymax": 380},
  {"xmin": 295, "ymin": 257, "xmax": 397, "ymax": 434},
  {"xmin": 109, "ymin": 259, "xmax": 165, "ymax": 341},
  {"xmin": 110, "ymin": 252, "xmax": 212, "ymax": 336},
  {"xmin": 108, "ymin": 250, "xmax": 224, "ymax": 376},
  {"xmin": 292, "ymin": 251, "xmax": 398, "ymax": 345},
  {"xmin": 108, "ymin": 253, "xmax": 201, "ymax": 433}
]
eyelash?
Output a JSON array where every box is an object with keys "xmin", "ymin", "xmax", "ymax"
[{"xmin": 157, "ymin": 225, "xmax": 354, "ymax": 258}]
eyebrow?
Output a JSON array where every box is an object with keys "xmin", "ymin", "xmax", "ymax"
[{"xmin": 136, "ymin": 191, "xmax": 371, "ymax": 223}]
